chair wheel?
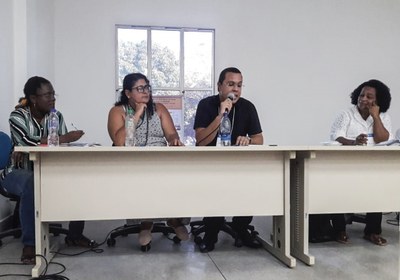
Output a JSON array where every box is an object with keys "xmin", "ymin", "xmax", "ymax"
[
  {"xmin": 190, "ymin": 226, "xmax": 198, "ymax": 232},
  {"xmin": 194, "ymin": 236, "xmax": 203, "ymax": 245},
  {"xmin": 141, "ymin": 243, "xmax": 151, "ymax": 252},
  {"xmin": 173, "ymin": 236, "xmax": 181, "ymax": 244},
  {"xmin": 234, "ymin": 238, "xmax": 243, "ymax": 247},
  {"xmin": 51, "ymin": 224, "xmax": 61, "ymax": 236},
  {"xmin": 107, "ymin": 238, "xmax": 116, "ymax": 247}
]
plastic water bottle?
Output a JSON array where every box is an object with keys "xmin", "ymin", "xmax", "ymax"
[
  {"xmin": 125, "ymin": 107, "xmax": 136, "ymax": 146},
  {"xmin": 216, "ymin": 134, "xmax": 222, "ymax": 146},
  {"xmin": 219, "ymin": 111, "xmax": 231, "ymax": 146},
  {"xmin": 367, "ymin": 133, "xmax": 374, "ymax": 146},
  {"xmin": 47, "ymin": 108, "xmax": 59, "ymax": 147}
]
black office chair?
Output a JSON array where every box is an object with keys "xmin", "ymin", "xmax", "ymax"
[
  {"xmin": 345, "ymin": 213, "xmax": 367, "ymax": 224},
  {"xmin": 190, "ymin": 219, "xmax": 258, "ymax": 247},
  {"xmin": 0, "ymin": 131, "xmax": 20, "ymax": 246},
  {"xmin": 0, "ymin": 188, "xmax": 22, "ymax": 246},
  {"xmin": 107, "ymin": 221, "xmax": 181, "ymax": 252},
  {"xmin": 106, "ymin": 142, "xmax": 182, "ymax": 252},
  {"xmin": 0, "ymin": 131, "xmax": 69, "ymax": 247}
]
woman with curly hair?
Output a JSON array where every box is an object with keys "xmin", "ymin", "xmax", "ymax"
[{"xmin": 329, "ymin": 79, "xmax": 393, "ymax": 246}]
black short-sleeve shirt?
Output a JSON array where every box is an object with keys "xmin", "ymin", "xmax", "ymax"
[{"xmin": 194, "ymin": 95, "xmax": 262, "ymax": 146}]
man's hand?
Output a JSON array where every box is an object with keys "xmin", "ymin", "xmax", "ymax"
[
  {"xmin": 235, "ymin": 136, "xmax": 251, "ymax": 146},
  {"xmin": 219, "ymin": 98, "xmax": 232, "ymax": 115}
]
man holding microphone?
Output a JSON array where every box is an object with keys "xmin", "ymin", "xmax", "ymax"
[{"xmin": 193, "ymin": 67, "xmax": 264, "ymax": 252}]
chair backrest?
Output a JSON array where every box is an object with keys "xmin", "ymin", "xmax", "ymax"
[{"xmin": 0, "ymin": 131, "xmax": 12, "ymax": 169}]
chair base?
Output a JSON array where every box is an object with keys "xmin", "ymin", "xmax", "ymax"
[
  {"xmin": 106, "ymin": 222, "xmax": 179, "ymax": 247},
  {"xmin": 189, "ymin": 219, "xmax": 257, "ymax": 245},
  {"xmin": 345, "ymin": 213, "xmax": 367, "ymax": 224},
  {"xmin": 0, "ymin": 224, "xmax": 70, "ymax": 247}
]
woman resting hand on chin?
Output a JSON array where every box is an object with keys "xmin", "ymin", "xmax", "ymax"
[{"xmin": 107, "ymin": 73, "xmax": 188, "ymax": 251}]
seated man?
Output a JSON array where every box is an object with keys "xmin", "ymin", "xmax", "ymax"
[{"xmin": 193, "ymin": 67, "xmax": 263, "ymax": 252}]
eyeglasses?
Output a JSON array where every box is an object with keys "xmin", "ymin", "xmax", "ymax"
[
  {"xmin": 36, "ymin": 92, "xmax": 57, "ymax": 99},
  {"xmin": 224, "ymin": 82, "xmax": 243, "ymax": 88},
  {"xmin": 131, "ymin": 85, "xmax": 152, "ymax": 93}
]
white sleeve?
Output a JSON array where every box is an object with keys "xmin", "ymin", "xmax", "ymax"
[
  {"xmin": 396, "ymin": 128, "xmax": 400, "ymax": 140},
  {"xmin": 330, "ymin": 110, "xmax": 350, "ymax": 141},
  {"xmin": 381, "ymin": 113, "xmax": 393, "ymax": 140}
]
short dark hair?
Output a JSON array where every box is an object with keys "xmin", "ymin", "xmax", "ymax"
[
  {"xmin": 23, "ymin": 76, "xmax": 51, "ymax": 105},
  {"xmin": 115, "ymin": 73, "xmax": 154, "ymax": 116},
  {"xmin": 350, "ymin": 79, "xmax": 391, "ymax": 113},
  {"xmin": 217, "ymin": 67, "xmax": 242, "ymax": 85}
]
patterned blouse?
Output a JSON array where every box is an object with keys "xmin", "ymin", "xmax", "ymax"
[
  {"xmin": 123, "ymin": 104, "xmax": 167, "ymax": 146},
  {"xmin": 2, "ymin": 106, "xmax": 68, "ymax": 177}
]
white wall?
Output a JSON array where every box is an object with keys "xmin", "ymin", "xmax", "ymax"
[
  {"xmin": 0, "ymin": 0, "xmax": 15, "ymax": 133},
  {"xmin": 27, "ymin": 0, "xmax": 55, "ymax": 81},
  {"xmin": 2, "ymin": 0, "xmax": 400, "ymax": 146}
]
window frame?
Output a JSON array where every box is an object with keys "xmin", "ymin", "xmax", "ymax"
[
  {"xmin": 115, "ymin": 24, "xmax": 215, "ymax": 94},
  {"xmin": 115, "ymin": 25, "xmax": 215, "ymax": 145}
]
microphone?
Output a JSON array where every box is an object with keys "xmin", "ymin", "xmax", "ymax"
[{"xmin": 225, "ymin": 93, "xmax": 235, "ymax": 113}]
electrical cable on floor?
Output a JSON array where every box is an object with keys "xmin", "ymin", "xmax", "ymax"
[
  {"xmin": 0, "ymin": 254, "xmax": 68, "ymax": 279},
  {"xmin": 386, "ymin": 212, "xmax": 399, "ymax": 226},
  {"xmin": 51, "ymin": 224, "xmax": 133, "ymax": 256},
  {"xmin": 0, "ymin": 226, "xmax": 124, "ymax": 279}
]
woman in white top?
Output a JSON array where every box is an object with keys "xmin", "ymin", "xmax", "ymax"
[{"xmin": 330, "ymin": 79, "xmax": 393, "ymax": 246}]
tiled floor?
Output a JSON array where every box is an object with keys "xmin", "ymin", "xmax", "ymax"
[{"xmin": 0, "ymin": 214, "xmax": 399, "ymax": 280}]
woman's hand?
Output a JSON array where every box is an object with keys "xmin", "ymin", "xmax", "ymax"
[
  {"xmin": 134, "ymin": 103, "xmax": 147, "ymax": 120},
  {"xmin": 168, "ymin": 138, "xmax": 184, "ymax": 146},
  {"xmin": 60, "ymin": 130, "xmax": 85, "ymax": 143},
  {"xmin": 368, "ymin": 102, "xmax": 380, "ymax": 119},
  {"xmin": 354, "ymin": 133, "xmax": 367, "ymax": 145}
]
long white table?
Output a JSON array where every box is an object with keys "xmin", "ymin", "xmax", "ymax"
[
  {"xmin": 290, "ymin": 146, "xmax": 400, "ymax": 265},
  {"xmin": 15, "ymin": 146, "xmax": 296, "ymax": 277}
]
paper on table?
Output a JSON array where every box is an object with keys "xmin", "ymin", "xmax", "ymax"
[
  {"xmin": 374, "ymin": 139, "xmax": 400, "ymax": 146},
  {"xmin": 60, "ymin": 142, "xmax": 101, "ymax": 147}
]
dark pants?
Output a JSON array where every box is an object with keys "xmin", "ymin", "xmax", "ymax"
[
  {"xmin": 364, "ymin": 212, "xmax": 382, "ymax": 235},
  {"xmin": 68, "ymin": 221, "xmax": 85, "ymax": 239},
  {"xmin": 203, "ymin": 216, "xmax": 252, "ymax": 243},
  {"xmin": 309, "ymin": 214, "xmax": 346, "ymax": 242},
  {"xmin": 331, "ymin": 214, "xmax": 346, "ymax": 233},
  {"xmin": 1, "ymin": 169, "xmax": 85, "ymax": 246}
]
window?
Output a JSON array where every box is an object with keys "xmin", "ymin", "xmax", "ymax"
[{"xmin": 116, "ymin": 25, "xmax": 215, "ymax": 145}]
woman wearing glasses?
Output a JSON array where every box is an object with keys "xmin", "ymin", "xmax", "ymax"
[
  {"xmin": 107, "ymin": 72, "xmax": 188, "ymax": 251},
  {"xmin": 2, "ymin": 76, "xmax": 97, "ymax": 264}
]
